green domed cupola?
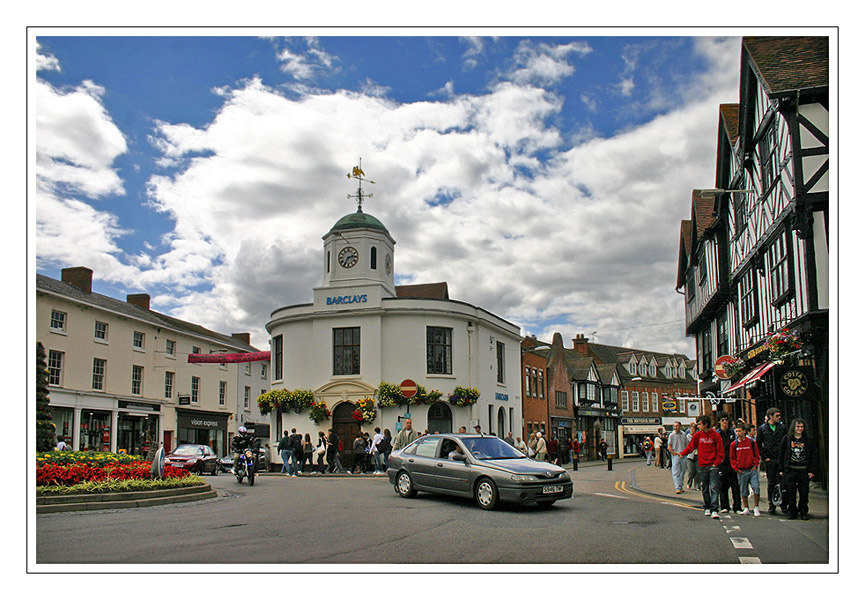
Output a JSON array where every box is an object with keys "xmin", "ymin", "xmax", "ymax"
[{"xmin": 318, "ymin": 161, "xmax": 396, "ymax": 298}]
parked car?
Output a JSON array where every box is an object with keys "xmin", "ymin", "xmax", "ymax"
[
  {"xmin": 387, "ymin": 434, "xmax": 573, "ymax": 510},
  {"xmin": 218, "ymin": 447, "xmax": 267, "ymax": 473},
  {"xmin": 165, "ymin": 444, "xmax": 219, "ymax": 476}
]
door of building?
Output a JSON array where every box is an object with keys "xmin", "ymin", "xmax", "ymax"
[
  {"xmin": 332, "ymin": 401, "xmax": 360, "ymax": 471},
  {"xmin": 427, "ymin": 402, "xmax": 453, "ymax": 434}
]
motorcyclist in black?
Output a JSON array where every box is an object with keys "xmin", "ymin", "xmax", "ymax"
[{"xmin": 231, "ymin": 426, "xmax": 260, "ymax": 475}]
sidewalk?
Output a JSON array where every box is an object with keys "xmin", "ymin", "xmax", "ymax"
[{"xmin": 604, "ymin": 458, "xmax": 829, "ymax": 518}]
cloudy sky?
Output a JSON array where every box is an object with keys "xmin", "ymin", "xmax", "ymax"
[{"xmin": 32, "ymin": 32, "xmax": 745, "ymax": 355}]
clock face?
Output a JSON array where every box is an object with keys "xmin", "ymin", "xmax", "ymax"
[
  {"xmin": 338, "ymin": 246, "xmax": 359, "ymax": 268},
  {"xmin": 385, "ymin": 253, "xmax": 392, "ymax": 275}
]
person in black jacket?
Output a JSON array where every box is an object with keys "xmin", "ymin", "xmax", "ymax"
[
  {"xmin": 277, "ymin": 430, "xmax": 291, "ymax": 475},
  {"xmin": 756, "ymin": 408, "xmax": 788, "ymax": 514},
  {"xmin": 716, "ymin": 413, "xmax": 742, "ymax": 514},
  {"xmin": 780, "ymin": 418, "xmax": 819, "ymax": 520},
  {"xmin": 289, "ymin": 428, "xmax": 303, "ymax": 477},
  {"xmin": 231, "ymin": 426, "xmax": 260, "ymax": 474}
]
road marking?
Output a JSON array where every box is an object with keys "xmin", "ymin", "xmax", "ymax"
[
  {"xmin": 724, "ymin": 525, "xmax": 741, "ymax": 532},
  {"xmin": 730, "ymin": 537, "xmax": 753, "ymax": 549},
  {"xmin": 614, "ymin": 481, "xmax": 701, "ymax": 511},
  {"xmin": 595, "ymin": 493, "xmax": 628, "ymax": 499},
  {"xmin": 739, "ymin": 557, "xmax": 762, "ymax": 564}
]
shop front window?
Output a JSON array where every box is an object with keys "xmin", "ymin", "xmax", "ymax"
[
  {"xmin": 117, "ymin": 414, "xmax": 158, "ymax": 457},
  {"xmin": 54, "ymin": 407, "xmax": 74, "ymax": 448},
  {"xmin": 80, "ymin": 410, "xmax": 111, "ymax": 452}
]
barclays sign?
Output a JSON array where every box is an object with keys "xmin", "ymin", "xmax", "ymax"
[{"xmin": 326, "ymin": 294, "xmax": 368, "ymax": 306}]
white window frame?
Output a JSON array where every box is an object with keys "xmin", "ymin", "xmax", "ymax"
[
  {"xmin": 244, "ymin": 386, "xmax": 250, "ymax": 409},
  {"xmin": 191, "ymin": 376, "xmax": 200, "ymax": 403},
  {"xmin": 50, "ymin": 309, "xmax": 67, "ymax": 333},
  {"xmin": 92, "ymin": 358, "xmax": 106, "ymax": 391},
  {"xmin": 621, "ymin": 390, "xmax": 630, "ymax": 412},
  {"xmin": 133, "ymin": 331, "xmax": 145, "ymax": 351},
  {"xmin": 48, "ymin": 350, "xmax": 64, "ymax": 386},
  {"xmin": 166, "ymin": 339, "xmax": 176, "ymax": 358},
  {"xmin": 132, "ymin": 365, "xmax": 143, "ymax": 396},
  {"xmin": 219, "ymin": 381, "xmax": 226, "ymax": 406},
  {"xmin": 165, "ymin": 371, "xmax": 174, "ymax": 399},
  {"xmin": 651, "ymin": 392, "xmax": 659, "ymax": 412},
  {"xmin": 641, "ymin": 392, "xmax": 649, "ymax": 412},
  {"xmin": 94, "ymin": 320, "xmax": 108, "ymax": 342}
]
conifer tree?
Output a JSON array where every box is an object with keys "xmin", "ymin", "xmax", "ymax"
[{"xmin": 36, "ymin": 342, "xmax": 54, "ymax": 451}]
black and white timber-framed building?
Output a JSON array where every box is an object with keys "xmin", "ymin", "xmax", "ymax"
[{"xmin": 676, "ymin": 37, "xmax": 830, "ymax": 483}]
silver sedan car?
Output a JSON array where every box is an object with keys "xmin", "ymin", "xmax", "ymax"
[{"xmin": 387, "ymin": 433, "xmax": 573, "ymax": 509}]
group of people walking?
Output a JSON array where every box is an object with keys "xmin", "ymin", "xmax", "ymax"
[
  {"xmin": 665, "ymin": 408, "xmax": 819, "ymax": 520},
  {"xmin": 277, "ymin": 427, "xmax": 395, "ymax": 476}
]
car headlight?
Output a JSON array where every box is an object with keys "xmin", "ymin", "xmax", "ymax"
[
  {"xmin": 510, "ymin": 474, "xmax": 537, "ymax": 482},
  {"xmin": 559, "ymin": 472, "xmax": 571, "ymax": 482}
]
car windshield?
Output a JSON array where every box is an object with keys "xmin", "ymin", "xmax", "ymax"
[
  {"xmin": 173, "ymin": 445, "xmax": 204, "ymax": 456},
  {"xmin": 462, "ymin": 437, "xmax": 525, "ymax": 460}
]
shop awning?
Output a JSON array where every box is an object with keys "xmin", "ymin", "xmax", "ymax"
[{"xmin": 723, "ymin": 362, "xmax": 774, "ymax": 395}]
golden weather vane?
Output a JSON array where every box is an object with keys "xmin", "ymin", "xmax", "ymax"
[{"xmin": 347, "ymin": 158, "xmax": 374, "ymax": 212}]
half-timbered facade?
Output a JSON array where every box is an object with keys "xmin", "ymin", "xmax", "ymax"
[{"xmin": 677, "ymin": 37, "xmax": 829, "ymax": 481}]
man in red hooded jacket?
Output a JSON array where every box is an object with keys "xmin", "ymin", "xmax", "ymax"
[{"xmin": 673, "ymin": 415, "xmax": 725, "ymax": 518}]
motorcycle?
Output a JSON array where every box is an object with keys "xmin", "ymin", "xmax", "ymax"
[{"xmin": 234, "ymin": 449, "xmax": 256, "ymax": 486}]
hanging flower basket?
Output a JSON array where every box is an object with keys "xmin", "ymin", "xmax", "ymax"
[
  {"xmin": 722, "ymin": 358, "xmax": 746, "ymax": 381},
  {"xmin": 763, "ymin": 328, "xmax": 802, "ymax": 362},
  {"xmin": 352, "ymin": 398, "xmax": 378, "ymax": 423},
  {"xmin": 449, "ymin": 386, "xmax": 480, "ymax": 407},
  {"xmin": 286, "ymin": 389, "xmax": 316, "ymax": 414},
  {"xmin": 309, "ymin": 401, "xmax": 331, "ymax": 425},
  {"xmin": 414, "ymin": 385, "xmax": 442, "ymax": 405},
  {"xmin": 376, "ymin": 382, "xmax": 404, "ymax": 408}
]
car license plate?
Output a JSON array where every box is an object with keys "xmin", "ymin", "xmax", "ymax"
[{"xmin": 542, "ymin": 485, "xmax": 564, "ymax": 494}]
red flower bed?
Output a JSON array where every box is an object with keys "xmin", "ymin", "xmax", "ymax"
[{"xmin": 36, "ymin": 460, "xmax": 191, "ymax": 486}]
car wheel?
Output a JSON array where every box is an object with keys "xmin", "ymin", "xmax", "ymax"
[
  {"xmin": 536, "ymin": 500, "xmax": 556, "ymax": 509},
  {"xmin": 395, "ymin": 471, "xmax": 417, "ymax": 498},
  {"xmin": 211, "ymin": 462, "xmax": 218, "ymax": 476},
  {"xmin": 475, "ymin": 478, "xmax": 499, "ymax": 510}
]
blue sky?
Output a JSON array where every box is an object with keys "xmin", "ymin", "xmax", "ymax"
[{"xmin": 32, "ymin": 32, "xmax": 745, "ymax": 355}]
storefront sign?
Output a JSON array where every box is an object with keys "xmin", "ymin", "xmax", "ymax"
[
  {"xmin": 746, "ymin": 345, "xmax": 768, "ymax": 361},
  {"xmin": 776, "ymin": 366, "xmax": 814, "ymax": 401},
  {"xmin": 326, "ymin": 294, "xmax": 368, "ymax": 306},
  {"xmin": 176, "ymin": 410, "xmax": 228, "ymax": 431},
  {"xmin": 118, "ymin": 401, "xmax": 160, "ymax": 412},
  {"xmin": 620, "ymin": 417, "xmax": 661, "ymax": 425},
  {"xmin": 495, "ymin": 393, "xmax": 509, "ymax": 402}
]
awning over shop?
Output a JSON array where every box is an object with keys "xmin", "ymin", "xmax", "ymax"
[{"xmin": 724, "ymin": 362, "xmax": 774, "ymax": 395}]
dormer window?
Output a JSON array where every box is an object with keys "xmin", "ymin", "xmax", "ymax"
[
  {"xmin": 649, "ymin": 363, "xmax": 656, "ymax": 377},
  {"xmin": 639, "ymin": 362, "xmax": 647, "ymax": 376},
  {"xmin": 629, "ymin": 360, "xmax": 637, "ymax": 375}
]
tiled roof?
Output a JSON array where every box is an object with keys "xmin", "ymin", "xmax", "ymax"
[
  {"xmin": 676, "ymin": 219, "xmax": 692, "ymax": 289},
  {"xmin": 36, "ymin": 273, "xmax": 258, "ymax": 352},
  {"xmin": 395, "ymin": 282, "xmax": 449, "ymax": 300},
  {"xmin": 743, "ymin": 37, "xmax": 829, "ymax": 94},
  {"xmin": 719, "ymin": 103, "xmax": 740, "ymax": 144},
  {"xmin": 692, "ymin": 191, "xmax": 716, "ymax": 239}
]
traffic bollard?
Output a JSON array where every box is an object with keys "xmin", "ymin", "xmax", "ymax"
[{"xmin": 607, "ymin": 456, "xmax": 613, "ymax": 471}]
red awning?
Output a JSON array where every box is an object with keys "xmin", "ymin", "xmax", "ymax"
[{"xmin": 723, "ymin": 362, "xmax": 774, "ymax": 395}]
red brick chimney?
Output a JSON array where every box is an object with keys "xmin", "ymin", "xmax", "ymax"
[
  {"xmin": 231, "ymin": 333, "xmax": 251, "ymax": 345},
  {"xmin": 127, "ymin": 294, "xmax": 151, "ymax": 310},
  {"xmin": 61, "ymin": 267, "xmax": 93, "ymax": 293},
  {"xmin": 573, "ymin": 333, "xmax": 590, "ymax": 356}
]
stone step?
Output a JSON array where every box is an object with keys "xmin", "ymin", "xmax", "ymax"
[{"xmin": 36, "ymin": 484, "xmax": 216, "ymax": 513}]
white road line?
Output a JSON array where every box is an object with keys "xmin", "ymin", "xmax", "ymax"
[
  {"xmin": 724, "ymin": 525, "xmax": 741, "ymax": 532},
  {"xmin": 594, "ymin": 493, "xmax": 628, "ymax": 499},
  {"xmin": 739, "ymin": 557, "xmax": 762, "ymax": 564},
  {"xmin": 730, "ymin": 537, "xmax": 753, "ymax": 549}
]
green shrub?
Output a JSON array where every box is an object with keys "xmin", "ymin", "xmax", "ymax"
[{"xmin": 37, "ymin": 474, "xmax": 205, "ymax": 496}]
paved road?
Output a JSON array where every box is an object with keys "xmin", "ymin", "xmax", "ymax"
[{"xmin": 35, "ymin": 463, "xmax": 829, "ymax": 566}]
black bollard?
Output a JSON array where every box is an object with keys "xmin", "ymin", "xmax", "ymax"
[
  {"xmin": 607, "ymin": 456, "xmax": 613, "ymax": 471},
  {"xmin": 574, "ymin": 456, "xmax": 579, "ymax": 471}
]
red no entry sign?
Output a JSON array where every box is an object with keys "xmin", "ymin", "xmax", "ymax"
[{"xmin": 400, "ymin": 379, "xmax": 418, "ymax": 398}]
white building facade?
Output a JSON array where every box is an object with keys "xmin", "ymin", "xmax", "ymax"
[
  {"xmin": 37, "ymin": 267, "xmax": 270, "ymax": 458},
  {"xmin": 265, "ymin": 206, "xmax": 523, "ymax": 468}
]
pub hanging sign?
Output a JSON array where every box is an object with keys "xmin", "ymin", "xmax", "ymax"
[{"xmin": 775, "ymin": 365, "xmax": 814, "ymax": 401}]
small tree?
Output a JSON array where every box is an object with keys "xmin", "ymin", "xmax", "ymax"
[{"xmin": 35, "ymin": 342, "xmax": 55, "ymax": 451}]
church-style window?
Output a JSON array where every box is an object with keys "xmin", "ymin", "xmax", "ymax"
[{"xmin": 371, "ymin": 246, "xmax": 377, "ymax": 270}]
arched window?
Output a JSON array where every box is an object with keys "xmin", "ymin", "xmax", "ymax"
[{"xmin": 371, "ymin": 246, "xmax": 377, "ymax": 270}]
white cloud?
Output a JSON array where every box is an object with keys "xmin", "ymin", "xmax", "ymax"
[
  {"xmin": 273, "ymin": 37, "xmax": 340, "ymax": 81},
  {"xmin": 33, "ymin": 53, "xmax": 136, "ymax": 283},
  {"xmin": 34, "ymin": 38, "xmax": 741, "ymax": 356},
  {"xmin": 507, "ymin": 40, "xmax": 592, "ymax": 87}
]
